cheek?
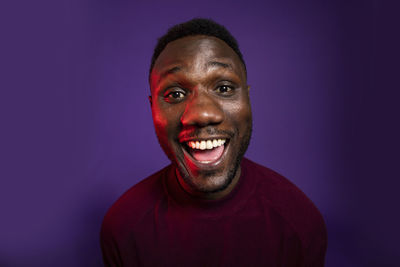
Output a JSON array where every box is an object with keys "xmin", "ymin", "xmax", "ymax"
[
  {"xmin": 152, "ymin": 110, "xmax": 169, "ymax": 140},
  {"xmin": 230, "ymin": 105, "xmax": 252, "ymax": 139},
  {"xmin": 227, "ymin": 99, "xmax": 252, "ymax": 125},
  {"xmin": 152, "ymin": 104, "xmax": 181, "ymax": 139},
  {"xmin": 239, "ymin": 95, "xmax": 252, "ymax": 118}
]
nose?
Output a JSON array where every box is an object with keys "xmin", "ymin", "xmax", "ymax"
[{"xmin": 180, "ymin": 92, "xmax": 224, "ymax": 127}]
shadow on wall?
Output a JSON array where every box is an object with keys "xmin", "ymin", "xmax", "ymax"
[{"xmin": 75, "ymin": 186, "xmax": 114, "ymax": 266}]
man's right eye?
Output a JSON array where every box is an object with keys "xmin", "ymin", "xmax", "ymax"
[{"xmin": 164, "ymin": 90, "xmax": 186, "ymax": 102}]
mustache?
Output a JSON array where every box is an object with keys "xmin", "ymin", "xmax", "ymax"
[{"xmin": 179, "ymin": 127, "xmax": 234, "ymax": 140}]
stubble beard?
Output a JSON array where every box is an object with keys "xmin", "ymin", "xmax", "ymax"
[{"xmin": 178, "ymin": 123, "xmax": 253, "ymax": 194}]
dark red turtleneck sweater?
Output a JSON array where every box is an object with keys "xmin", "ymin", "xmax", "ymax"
[{"xmin": 100, "ymin": 158, "xmax": 327, "ymax": 266}]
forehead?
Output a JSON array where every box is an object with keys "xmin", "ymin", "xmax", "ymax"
[{"xmin": 151, "ymin": 35, "xmax": 246, "ymax": 87}]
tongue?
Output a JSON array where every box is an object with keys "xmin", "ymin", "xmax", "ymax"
[{"xmin": 191, "ymin": 145, "xmax": 224, "ymax": 162}]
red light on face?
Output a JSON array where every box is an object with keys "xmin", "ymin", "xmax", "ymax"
[{"xmin": 150, "ymin": 36, "xmax": 251, "ymax": 198}]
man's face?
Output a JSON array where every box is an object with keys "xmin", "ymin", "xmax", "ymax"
[{"xmin": 150, "ymin": 35, "xmax": 252, "ymax": 197}]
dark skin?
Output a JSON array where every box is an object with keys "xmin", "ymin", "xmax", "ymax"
[{"xmin": 150, "ymin": 35, "xmax": 252, "ymax": 199}]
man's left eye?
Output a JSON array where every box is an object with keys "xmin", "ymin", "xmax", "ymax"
[{"xmin": 216, "ymin": 85, "xmax": 234, "ymax": 94}]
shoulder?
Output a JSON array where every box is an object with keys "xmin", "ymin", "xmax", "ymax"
[
  {"xmin": 242, "ymin": 158, "xmax": 327, "ymax": 248},
  {"xmin": 101, "ymin": 165, "xmax": 170, "ymax": 238}
]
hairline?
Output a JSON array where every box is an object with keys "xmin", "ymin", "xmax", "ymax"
[{"xmin": 149, "ymin": 34, "xmax": 247, "ymax": 84}]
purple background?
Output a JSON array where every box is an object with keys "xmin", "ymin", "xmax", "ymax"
[{"xmin": 1, "ymin": 0, "xmax": 399, "ymax": 266}]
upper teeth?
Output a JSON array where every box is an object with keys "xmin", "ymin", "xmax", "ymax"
[{"xmin": 187, "ymin": 139, "xmax": 226, "ymax": 150}]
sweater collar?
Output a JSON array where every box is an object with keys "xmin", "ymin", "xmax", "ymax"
[{"xmin": 163, "ymin": 157, "xmax": 256, "ymax": 217}]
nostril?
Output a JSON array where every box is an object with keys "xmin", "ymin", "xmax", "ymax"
[
  {"xmin": 179, "ymin": 91, "xmax": 225, "ymax": 127},
  {"xmin": 181, "ymin": 109, "xmax": 224, "ymax": 127},
  {"xmin": 181, "ymin": 98, "xmax": 224, "ymax": 126}
]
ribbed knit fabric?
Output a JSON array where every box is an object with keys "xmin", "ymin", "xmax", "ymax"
[{"xmin": 101, "ymin": 158, "xmax": 327, "ymax": 266}]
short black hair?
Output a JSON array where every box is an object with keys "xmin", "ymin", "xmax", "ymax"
[{"xmin": 149, "ymin": 18, "xmax": 246, "ymax": 80}]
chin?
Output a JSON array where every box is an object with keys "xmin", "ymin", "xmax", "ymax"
[
  {"xmin": 178, "ymin": 159, "xmax": 240, "ymax": 194},
  {"xmin": 197, "ymin": 173, "xmax": 235, "ymax": 193},
  {"xmin": 174, "ymin": 127, "xmax": 252, "ymax": 196}
]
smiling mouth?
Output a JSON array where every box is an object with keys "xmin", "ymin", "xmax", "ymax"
[{"xmin": 182, "ymin": 139, "xmax": 228, "ymax": 164}]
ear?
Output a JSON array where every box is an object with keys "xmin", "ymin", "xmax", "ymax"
[
  {"xmin": 246, "ymin": 85, "xmax": 250, "ymax": 97},
  {"xmin": 148, "ymin": 95, "xmax": 152, "ymax": 107}
]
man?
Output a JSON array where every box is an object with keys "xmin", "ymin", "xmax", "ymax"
[{"xmin": 101, "ymin": 18, "xmax": 327, "ymax": 266}]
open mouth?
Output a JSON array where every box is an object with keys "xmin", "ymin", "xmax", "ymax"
[{"xmin": 182, "ymin": 139, "xmax": 229, "ymax": 165}]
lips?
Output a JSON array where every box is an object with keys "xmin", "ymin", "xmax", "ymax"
[
  {"xmin": 191, "ymin": 145, "xmax": 224, "ymax": 163},
  {"xmin": 181, "ymin": 138, "xmax": 229, "ymax": 166}
]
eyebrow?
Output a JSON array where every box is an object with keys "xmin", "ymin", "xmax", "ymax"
[
  {"xmin": 206, "ymin": 61, "xmax": 233, "ymax": 70},
  {"xmin": 158, "ymin": 66, "xmax": 182, "ymax": 82},
  {"xmin": 158, "ymin": 60, "xmax": 234, "ymax": 83}
]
